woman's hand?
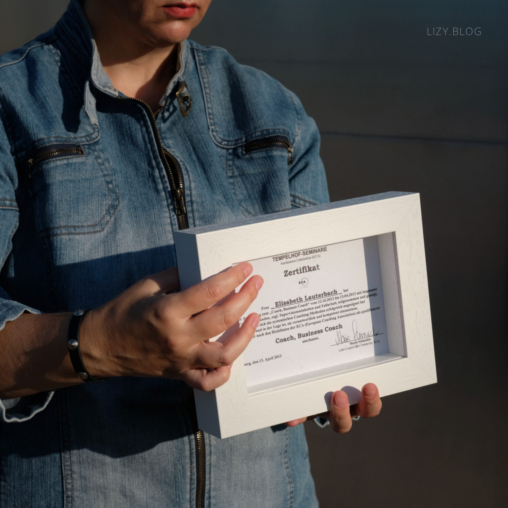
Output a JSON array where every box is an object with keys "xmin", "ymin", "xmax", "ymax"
[
  {"xmin": 80, "ymin": 262, "xmax": 263, "ymax": 391},
  {"xmin": 285, "ymin": 383, "xmax": 382, "ymax": 433}
]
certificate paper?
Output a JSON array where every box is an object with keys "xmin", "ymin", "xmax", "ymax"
[{"xmin": 239, "ymin": 236, "xmax": 389, "ymax": 388}]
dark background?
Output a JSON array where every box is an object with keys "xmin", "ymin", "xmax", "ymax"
[{"xmin": 1, "ymin": 1, "xmax": 507, "ymax": 506}]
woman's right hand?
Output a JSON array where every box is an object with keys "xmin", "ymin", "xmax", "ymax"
[{"xmin": 80, "ymin": 262, "xmax": 263, "ymax": 391}]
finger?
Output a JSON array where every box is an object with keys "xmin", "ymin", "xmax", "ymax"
[
  {"xmin": 355, "ymin": 383, "xmax": 382, "ymax": 418},
  {"xmin": 285, "ymin": 417, "xmax": 308, "ymax": 427},
  {"xmin": 193, "ymin": 313, "xmax": 260, "ymax": 368},
  {"xmin": 140, "ymin": 266, "xmax": 180, "ymax": 295},
  {"xmin": 285, "ymin": 414, "xmax": 318, "ymax": 427},
  {"xmin": 329, "ymin": 391, "xmax": 353, "ymax": 434},
  {"xmin": 181, "ymin": 365, "xmax": 232, "ymax": 391},
  {"xmin": 173, "ymin": 263, "xmax": 253, "ymax": 317},
  {"xmin": 191, "ymin": 275, "xmax": 263, "ymax": 338}
]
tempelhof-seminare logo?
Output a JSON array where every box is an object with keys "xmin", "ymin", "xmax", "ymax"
[{"xmin": 427, "ymin": 27, "xmax": 481, "ymax": 36}]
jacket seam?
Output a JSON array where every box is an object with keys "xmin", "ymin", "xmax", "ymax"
[
  {"xmin": 193, "ymin": 47, "xmax": 271, "ymax": 147},
  {"xmin": 59, "ymin": 390, "xmax": 73, "ymax": 508},
  {"xmin": 187, "ymin": 42, "xmax": 227, "ymax": 52},
  {"xmin": 230, "ymin": 149, "xmax": 253, "ymax": 217},
  {"xmin": 193, "ymin": 47, "xmax": 220, "ymax": 146},
  {"xmin": 180, "ymin": 405, "xmax": 197, "ymax": 507},
  {"xmin": 0, "ymin": 212, "xmax": 19, "ymax": 273},
  {"xmin": 26, "ymin": 153, "xmax": 87, "ymax": 177},
  {"xmin": 172, "ymin": 39, "xmax": 192, "ymax": 90},
  {"xmin": 138, "ymin": 108, "xmax": 179, "ymax": 234},
  {"xmin": 10, "ymin": 132, "xmax": 59, "ymax": 310},
  {"xmin": 290, "ymin": 193, "xmax": 317, "ymax": 207},
  {"xmin": 282, "ymin": 89, "xmax": 302, "ymax": 148},
  {"xmin": 193, "ymin": 47, "xmax": 296, "ymax": 149},
  {"xmin": 0, "ymin": 41, "xmax": 99, "ymax": 159},
  {"xmin": 0, "ymin": 94, "xmax": 16, "ymax": 164},
  {"xmin": 46, "ymin": 43, "xmax": 85, "ymax": 108},
  {"xmin": 239, "ymin": 63, "xmax": 301, "ymax": 147},
  {"xmin": 16, "ymin": 132, "xmax": 100, "ymax": 161},
  {"xmin": 206, "ymin": 422, "xmax": 212, "ymax": 508},
  {"xmin": 0, "ymin": 38, "xmax": 55, "ymax": 72},
  {"xmin": 284, "ymin": 427, "xmax": 295, "ymax": 508},
  {"xmin": 35, "ymin": 145, "xmax": 119, "ymax": 238},
  {"xmin": 0, "ymin": 98, "xmax": 21, "ymax": 205},
  {"xmin": 1, "ymin": 82, "xmax": 99, "ymax": 161}
]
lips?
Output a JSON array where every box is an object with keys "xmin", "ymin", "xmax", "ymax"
[{"xmin": 163, "ymin": 3, "xmax": 198, "ymax": 19}]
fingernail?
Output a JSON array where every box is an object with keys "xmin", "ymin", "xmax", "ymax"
[
  {"xmin": 250, "ymin": 314, "xmax": 260, "ymax": 328},
  {"xmin": 333, "ymin": 391, "xmax": 348, "ymax": 409},
  {"xmin": 254, "ymin": 277, "xmax": 264, "ymax": 291},
  {"xmin": 364, "ymin": 385, "xmax": 377, "ymax": 398},
  {"xmin": 243, "ymin": 263, "xmax": 253, "ymax": 277}
]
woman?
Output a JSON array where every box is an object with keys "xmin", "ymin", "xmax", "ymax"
[{"xmin": 0, "ymin": 1, "xmax": 382, "ymax": 506}]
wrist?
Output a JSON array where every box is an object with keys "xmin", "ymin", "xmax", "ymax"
[{"xmin": 78, "ymin": 308, "xmax": 115, "ymax": 379}]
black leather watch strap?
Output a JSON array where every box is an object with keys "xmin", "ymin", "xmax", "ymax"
[{"xmin": 68, "ymin": 310, "xmax": 102, "ymax": 382}]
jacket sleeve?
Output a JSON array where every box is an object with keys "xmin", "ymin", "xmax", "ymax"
[
  {"xmin": 287, "ymin": 91, "xmax": 330, "ymax": 209},
  {"xmin": 0, "ymin": 103, "xmax": 54, "ymax": 423}
]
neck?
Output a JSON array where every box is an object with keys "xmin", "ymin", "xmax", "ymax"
[{"xmin": 84, "ymin": 2, "xmax": 178, "ymax": 111}]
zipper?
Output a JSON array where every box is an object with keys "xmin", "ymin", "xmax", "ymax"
[
  {"xmin": 163, "ymin": 149, "xmax": 189, "ymax": 230},
  {"xmin": 118, "ymin": 94, "xmax": 203, "ymax": 503},
  {"xmin": 26, "ymin": 145, "xmax": 84, "ymax": 177},
  {"xmin": 244, "ymin": 135, "xmax": 293, "ymax": 165},
  {"xmin": 117, "ymin": 96, "xmax": 189, "ymax": 230},
  {"xmin": 195, "ymin": 429, "xmax": 206, "ymax": 508}
]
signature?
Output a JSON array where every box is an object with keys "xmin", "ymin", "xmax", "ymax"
[
  {"xmin": 332, "ymin": 320, "xmax": 383, "ymax": 346},
  {"xmin": 333, "ymin": 328, "xmax": 350, "ymax": 345},
  {"xmin": 352, "ymin": 320, "xmax": 384, "ymax": 340}
]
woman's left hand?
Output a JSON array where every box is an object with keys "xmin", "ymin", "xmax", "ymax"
[{"xmin": 285, "ymin": 383, "xmax": 382, "ymax": 433}]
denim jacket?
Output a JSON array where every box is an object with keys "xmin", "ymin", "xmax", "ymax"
[{"xmin": 0, "ymin": 1, "xmax": 329, "ymax": 506}]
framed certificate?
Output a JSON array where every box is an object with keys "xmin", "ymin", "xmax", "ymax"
[{"xmin": 174, "ymin": 192, "xmax": 436, "ymax": 438}]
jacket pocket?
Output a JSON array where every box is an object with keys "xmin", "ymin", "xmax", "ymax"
[
  {"xmin": 229, "ymin": 135, "xmax": 294, "ymax": 217},
  {"xmin": 22, "ymin": 143, "xmax": 119, "ymax": 237},
  {"xmin": 244, "ymin": 135, "xmax": 293, "ymax": 165}
]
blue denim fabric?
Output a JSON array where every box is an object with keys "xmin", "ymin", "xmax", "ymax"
[{"xmin": 0, "ymin": 1, "xmax": 329, "ymax": 506}]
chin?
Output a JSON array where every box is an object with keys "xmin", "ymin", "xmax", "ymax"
[{"xmin": 149, "ymin": 20, "xmax": 196, "ymax": 46}]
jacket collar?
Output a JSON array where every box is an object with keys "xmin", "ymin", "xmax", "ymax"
[{"xmin": 55, "ymin": 0, "xmax": 190, "ymax": 122}]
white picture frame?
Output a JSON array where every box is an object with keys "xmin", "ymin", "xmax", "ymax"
[{"xmin": 174, "ymin": 192, "xmax": 436, "ymax": 438}]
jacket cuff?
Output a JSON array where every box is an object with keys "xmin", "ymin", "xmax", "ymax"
[
  {"xmin": 0, "ymin": 298, "xmax": 55, "ymax": 423},
  {"xmin": 314, "ymin": 416, "xmax": 330, "ymax": 428},
  {"xmin": 0, "ymin": 297, "xmax": 41, "ymax": 331},
  {"xmin": 1, "ymin": 391, "xmax": 54, "ymax": 423}
]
